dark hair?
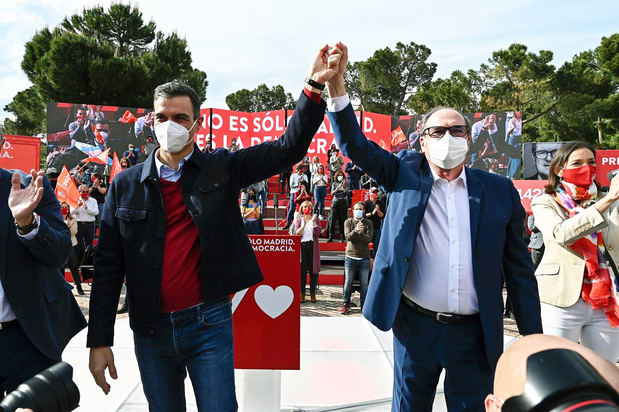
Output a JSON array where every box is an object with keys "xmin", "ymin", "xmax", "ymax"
[
  {"xmin": 544, "ymin": 141, "xmax": 596, "ymax": 194},
  {"xmin": 353, "ymin": 201, "xmax": 365, "ymax": 208},
  {"xmin": 91, "ymin": 173, "xmax": 101, "ymax": 180},
  {"xmin": 154, "ymin": 81, "xmax": 201, "ymax": 121},
  {"xmin": 76, "ymin": 105, "xmax": 88, "ymax": 113},
  {"xmin": 419, "ymin": 106, "xmax": 471, "ymax": 136},
  {"xmin": 295, "ymin": 163, "xmax": 305, "ymax": 172},
  {"xmin": 333, "ymin": 170, "xmax": 344, "ymax": 180}
]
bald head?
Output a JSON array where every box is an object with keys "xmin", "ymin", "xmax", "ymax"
[{"xmin": 492, "ymin": 334, "xmax": 619, "ymax": 402}]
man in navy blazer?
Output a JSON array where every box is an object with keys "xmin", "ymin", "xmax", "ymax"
[
  {"xmin": 325, "ymin": 44, "xmax": 542, "ymax": 412},
  {"xmin": 0, "ymin": 130, "xmax": 86, "ymax": 396}
]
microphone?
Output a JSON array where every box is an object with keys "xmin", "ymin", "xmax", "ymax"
[{"xmin": 273, "ymin": 193, "xmax": 278, "ymax": 209}]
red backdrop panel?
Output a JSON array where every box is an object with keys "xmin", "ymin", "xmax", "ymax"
[
  {"xmin": 233, "ymin": 235, "xmax": 300, "ymax": 370},
  {"xmin": 0, "ymin": 135, "xmax": 41, "ymax": 172}
]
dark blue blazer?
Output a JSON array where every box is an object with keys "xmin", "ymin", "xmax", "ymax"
[
  {"xmin": 0, "ymin": 169, "xmax": 86, "ymax": 360},
  {"xmin": 328, "ymin": 104, "xmax": 542, "ymax": 368},
  {"xmin": 88, "ymin": 93, "xmax": 326, "ymax": 348}
]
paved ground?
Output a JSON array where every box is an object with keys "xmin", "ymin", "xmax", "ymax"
[{"xmin": 73, "ymin": 283, "xmax": 520, "ymax": 337}]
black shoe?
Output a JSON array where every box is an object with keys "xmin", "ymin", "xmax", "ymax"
[{"xmin": 117, "ymin": 304, "xmax": 128, "ymax": 314}]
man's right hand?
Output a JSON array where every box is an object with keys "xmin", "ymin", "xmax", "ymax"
[
  {"xmin": 326, "ymin": 42, "xmax": 348, "ymax": 98},
  {"xmin": 89, "ymin": 347, "xmax": 117, "ymax": 394}
]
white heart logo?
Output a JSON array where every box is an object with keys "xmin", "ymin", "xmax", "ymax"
[{"xmin": 253, "ymin": 285, "xmax": 294, "ymax": 319}]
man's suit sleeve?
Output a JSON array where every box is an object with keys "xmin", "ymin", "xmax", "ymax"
[
  {"xmin": 18, "ymin": 175, "xmax": 72, "ymax": 268},
  {"xmin": 230, "ymin": 92, "xmax": 326, "ymax": 189},
  {"xmin": 88, "ymin": 180, "xmax": 125, "ymax": 348},
  {"xmin": 327, "ymin": 103, "xmax": 399, "ymax": 192},
  {"xmin": 503, "ymin": 182, "xmax": 543, "ymax": 335}
]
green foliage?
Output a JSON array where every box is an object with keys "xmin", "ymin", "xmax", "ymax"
[
  {"xmin": 356, "ymin": 42, "xmax": 436, "ymax": 115},
  {"xmin": 10, "ymin": 3, "xmax": 207, "ymax": 131},
  {"xmin": 408, "ymin": 70, "xmax": 481, "ymax": 114},
  {"xmin": 226, "ymin": 84, "xmax": 295, "ymax": 112},
  {"xmin": 3, "ymin": 86, "xmax": 46, "ymax": 136}
]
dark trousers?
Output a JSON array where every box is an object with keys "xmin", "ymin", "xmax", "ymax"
[
  {"xmin": 279, "ymin": 172, "xmax": 291, "ymax": 194},
  {"xmin": 328, "ymin": 197, "xmax": 347, "ymax": 239},
  {"xmin": 67, "ymin": 245, "xmax": 81, "ymax": 286},
  {"xmin": 530, "ymin": 246, "xmax": 544, "ymax": 270},
  {"xmin": 76, "ymin": 221, "xmax": 95, "ymax": 262},
  {"xmin": 301, "ymin": 241, "xmax": 317, "ymax": 294},
  {"xmin": 392, "ymin": 301, "xmax": 492, "ymax": 412},
  {"xmin": 0, "ymin": 322, "xmax": 59, "ymax": 396}
]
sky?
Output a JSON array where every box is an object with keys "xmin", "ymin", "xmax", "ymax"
[{"xmin": 0, "ymin": 0, "xmax": 617, "ymax": 125}]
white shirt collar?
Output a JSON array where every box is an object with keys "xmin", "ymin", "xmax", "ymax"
[
  {"xmin": 429, "ymin": 164, "xmax": 468, "ymax": 188},
  {"xmin": 154, "ymin": 148, "xmax": 194, "ymax": 178}
]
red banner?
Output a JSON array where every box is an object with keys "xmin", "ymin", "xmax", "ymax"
[
  {"xmin": 55, "ymin": 165, "xmax": 80, "ymax": 208},
  {"xmin": 196, "ymin": 108, "xmax": 393, "ymax": 170},
  {"xmin": 596, "ymin": 150, "xmax": 619, "ymax": 187},
  {"xmin": 232, "ymin": 235, "xmax": 300, "ymax": 369},
  {"xmin": 513, "ymin": 180, "xmax": 547, "ymax": 213},
  {"xmin": 390, "ymin": 126, "xmax": 406, "ymax": 146},
  {"xmin": 0, "ymin": 135, "xmax": 41, "ymax": 172},
  {"xmin": 119, "ymin": 110, "xmax": 138, "ymax": 124}
]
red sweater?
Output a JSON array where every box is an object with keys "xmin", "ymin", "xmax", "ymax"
[{"xmin": 159, "ymin": 179, "xmax": 202, "ymax": 313}]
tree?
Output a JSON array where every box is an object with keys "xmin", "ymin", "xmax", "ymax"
[
  {"xmin": 226, "ymin": 84, "xmax": 295, "ymax": 112},
  {"xmin": 2, "ymin": 86, "xmax": 46, "ymax": 136},
  {"xmin": 538, "ymin": 35, "xmax": 619, "ymax": 147},
  {"xmin": 9, "ymin": 3, "xmax": 207, "ymax": 135},
  {"xmin": 354, "ymin": 41, "xmax": 436, "ymax": 115},
  {"xmin": 408, "ymin": 70, "xmax": 481, "ymax": 114}
]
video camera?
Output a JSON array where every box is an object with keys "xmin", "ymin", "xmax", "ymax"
[
  {"xmin": 0, "ymin": 362, "xmax": 79, "ymax": 412},
  {"xmin": 502, "ymin": 349, "xmax": 619, "ymax": 411}
]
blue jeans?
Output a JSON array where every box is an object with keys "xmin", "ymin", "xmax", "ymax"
[
  {"xmin": 133, "ymin": 300, "xmax": 237, "ymax": 412},
  {"xmin": 313, "ymin": 186, "xmax": 327, "ymax": 215},
  {"xmin": 286, "ymin": 194, "xmax": 296, "ymax": 224},
  {"xmin": 343, "ymin": 257, "xmax": 370, "ymax": 308}
]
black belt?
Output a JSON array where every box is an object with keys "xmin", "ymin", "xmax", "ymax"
[
  {"xmin": 401, "ymin": 295, "xmax": 479, "ymax": 325},
  {"xmin": 0, "ymin": 319, "xmax": 19, "ymax": 331}
]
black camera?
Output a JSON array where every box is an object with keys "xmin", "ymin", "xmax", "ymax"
[
  {"xmin": 503, "ymin": 349, "xmax": 619, "ymax": 411},
  {"xmin": 0, "ymin": 362, "xmax": 79, "ymax": 412}
]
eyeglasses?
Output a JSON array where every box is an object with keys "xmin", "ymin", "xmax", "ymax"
[
  {"xmin": 422, "ymin": 125, "xmax": 468, "ymax": 138},
  {"xmin": 534, "ymin": 149, "xmax": 558, "ymax": 160}
]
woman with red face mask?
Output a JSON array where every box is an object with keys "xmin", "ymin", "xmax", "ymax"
[
  {"xmin": 293, "ymin": 200, "xmax": 321, "ymax": 303},
  {"xmin": 531, "ymin": 142, "xmax": 619, "ymax": 362},
  {"xmin": 61, "ymin": 202, "xmax": 84, "ymax": 295}
]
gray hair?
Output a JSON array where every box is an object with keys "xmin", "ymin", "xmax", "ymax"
[
  {"xmin": 419, "ymin": 107, "xmax": 471, "ymax": 136},
  {"xmin": 153, "ymin": 81, "xmax": 201, "ymax": 121}
]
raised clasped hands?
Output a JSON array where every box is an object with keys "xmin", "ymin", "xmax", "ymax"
[
  {"xmin": 308, "ymin": 43, "xmax": 346, "ymax": 85},
  {"xmin": 8, "ymin": 169, "xmax": 44, "ymax": 226}
]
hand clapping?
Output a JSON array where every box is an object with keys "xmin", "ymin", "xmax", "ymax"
[{"xmin": 8, "ymin": 169, "xmax": 44, "ymax": 226}]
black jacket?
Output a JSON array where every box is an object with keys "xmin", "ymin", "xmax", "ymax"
[
  {"xmin": 0, "ymin": 169, "xmax": 86, "ymax": 360},
  {"xmin": 87, "ymin": 93, "xmax": 326, "ymax": 347}
]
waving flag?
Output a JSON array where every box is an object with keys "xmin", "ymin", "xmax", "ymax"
[
  {"xmin": 91, "ymin": 124, "xmax": 106, "ymax": 146},
  {"xmin": 390, "ymin": 126, "xmax": 406, "ymax": 146},
  {"xmin": 119, "ymin": 110, "xmax": 138, "ymax": 124},
  {"xmin": 74, "ymin": 141, "xmax": 103, "ymax": 157},
  {"xmin": 81, "ymin": 148, "xmax": 111, "ymax": 165},
  {"xmin": 55, "ymin": 165, "xmax": 80, "ymax": 208},
  {"xmin": 110, "ymin": 152, "xmax": 123, "ymax": 182},
  {"xmin": 47, "ymin": 130, "xmax": 71, "ymax": 143}
]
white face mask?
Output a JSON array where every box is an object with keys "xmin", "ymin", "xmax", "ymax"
[
  {"xmin": 426, "ymin": 133, "xmax": 468, "ymax": 170},
  {"xmin": 353, "ymin": 209, "xmax": 363, "ymax": 219},
  {"xmin": 154, "ymin": 119, "xmax": 197, "ymax": 154},
  {"xmin": 337, "ymin": 176, "xmax": 344, "ymax": 181}
]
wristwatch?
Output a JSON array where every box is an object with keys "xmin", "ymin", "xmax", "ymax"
[{"xmin": 16, "ymin": 214, "xmax": 38, "ymax": 235}]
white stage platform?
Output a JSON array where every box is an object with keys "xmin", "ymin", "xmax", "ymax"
[{"xmin": 64, "ymin": 317, "xmax": 518, "ymax": 411}]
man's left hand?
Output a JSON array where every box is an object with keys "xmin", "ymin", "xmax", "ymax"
[{"xmin": 9, "ymin": 169, "xmax": 43, "ymax": 227}]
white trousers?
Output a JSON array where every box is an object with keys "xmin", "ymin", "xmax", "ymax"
[{"xmin": 541, "ymin": 299, "xmax": 619, "ymax": 363}]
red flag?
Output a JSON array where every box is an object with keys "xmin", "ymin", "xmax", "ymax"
[
  {"xmin": 91, "ymin": 124, "xmax": 105, "ymax": 146},
  {"xmin": 110, "ymin": 152, "xmax": 123, "ymax": 183},
  {"xmin": 81, "ymin": 147, "xmax": 110, "ymax": 165},
  {"xmin": 119, "ymin": 110, "xmax": 138, "ymax": 124},
  {"xmin": 390, "ymin": 126, "xmax": 406, "ymax": 146},
  {"xmin": 55, "ymin": 165, "xmax": 80, "ymax": 208},
  {"xmin": 47, "ymin": 130, "xmax": 71, "ymax": 143}
]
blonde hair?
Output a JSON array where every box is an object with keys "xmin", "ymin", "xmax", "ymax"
[{"xmin": 299, "ymin": 200, "xmax": 313, "ymax": 211}]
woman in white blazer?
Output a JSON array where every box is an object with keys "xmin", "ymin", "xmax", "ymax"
[{"xmin": 531, "ymin": 141, "xmax": 619, "ymax": 362}]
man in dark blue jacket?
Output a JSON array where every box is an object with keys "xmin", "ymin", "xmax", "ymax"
[
  {"xmin": 0, "ymin": 128, "xmax": 86, "ymax": 396},
  {"xmin": 325, "ymin": 43, "xmax": 541, "ymax": 412},
  {"xmin": 88, "ymin": 45, "xmax": 342, "ymax": 411}
]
